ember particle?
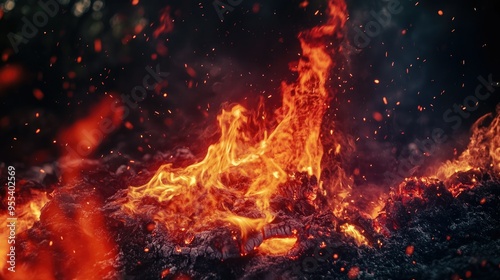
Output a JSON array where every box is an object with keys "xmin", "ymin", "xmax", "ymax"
[
  {"xmin": 405, "ymin": 245, "xmax": 414, "ymax": 256},
  {"xmin": 347, "ymin": 266, "xmax": 360, "ymax": 279}
]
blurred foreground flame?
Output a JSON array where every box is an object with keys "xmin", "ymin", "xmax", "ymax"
[
  {"xmin": 58, "ymin": 97, "xmax": 123, "ymax": 183},
  {"xmin": 1, "ymin": 193, "xmax": 116, "ymax": 279}
]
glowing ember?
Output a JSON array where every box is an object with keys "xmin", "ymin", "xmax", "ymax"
[
  {"xmin": 257, "ymin": 237, "xmax": 298, "ymax": 255},
  {"xmin": 121, "ymin": 0, "xmax": 348, "ymax": 240},
  {"xmin": 340, "ymin": 223, "xmax": 369, "ymax": 246}
]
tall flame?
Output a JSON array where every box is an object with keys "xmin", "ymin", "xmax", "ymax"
[{"xmin": 122, "ymin": 0, "xmax": 347, "ymax": 238}]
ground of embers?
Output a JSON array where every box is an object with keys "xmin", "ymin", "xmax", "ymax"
[{"xmin": 4, "ymin": 151, "xmax": 500, "ymax": 280}]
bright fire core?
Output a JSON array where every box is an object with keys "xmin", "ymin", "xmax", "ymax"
[{"xmin": 122, "ymin": 0, "xmax": 348, "ymax": 245}]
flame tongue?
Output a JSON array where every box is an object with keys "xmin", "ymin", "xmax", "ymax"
[
  {"xmin": 434, "ymin": 107, "xmax": 500, "ymax": 189},
  {"xmin": 270, "ymin": 1, "xmax": 347, "ymax": 178},
  {"xmin": 123, "ymin": 0, "xmax": 347, "ymax": 240}
]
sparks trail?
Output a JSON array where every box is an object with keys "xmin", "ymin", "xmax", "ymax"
[{"xmin": 120, "ymin": 0, "xmax": 348, "ymax": 242}]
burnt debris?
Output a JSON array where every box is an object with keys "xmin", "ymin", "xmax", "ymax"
[{"xmin": 3, "ymin": 156, "xmax": 500, "ymax": 279}]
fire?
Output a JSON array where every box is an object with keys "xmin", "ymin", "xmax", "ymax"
[
  {"xmin": 0, "ymin": 81, "xmax": 123, "ymax": 278},
  {"xmin": 3, "ymin": 194, "xmax": 116, "ymax": 279},
  {"xmin": 122, "ymin": 0, "xmax": 348, "ymax": 243},
  {"xmin": 13, "ymin": 190, "xmax": 48, "ymax": 230},
  {"xmin": 340, "ymin": 223, "xmax": 369, "ymax": 246},
  {"xmin": 257, "ymin": 237, "xmax": 298, "ymax": 255},
  {"xmin": 58, "ymin": 97, "xmax": 123, "ymax": 183},
  {"xmin": 434, "ymin": 107, "xmax": 500, "ymax": 194},
  {"xmin": 0, "ymin": 190, "xmax": 49, "ymax": 272},
  {"xmin": 19, "ymin": 192, "xmax": 49, "ymax": 228},
  {"xmin": 367, "ymin": 198, "xmax": 386, "ymax": 219}
]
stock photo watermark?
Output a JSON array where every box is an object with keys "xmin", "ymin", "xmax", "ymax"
[
  {"xmin": 5, "ymin": 166, "xmax": 17, "ymax": 273},
  {"xmin": 213, "ymin": 0, "xmax": 243, "ymax": 21},
  {"xmin": 6, "ymin": 0, "xmax": 64, "ymax": 53},
  {"xmin": 349, "ymin": 0, "xmax": 403, "ymax": 49}
]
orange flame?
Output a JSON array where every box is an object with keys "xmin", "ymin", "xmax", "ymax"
[
  {"xmin": 340, "ymin": 223, "xmax": 369, "ymax": 246},
  {"xmin": 434, "ymin": 107, "xmax": 500, "ymax": 194},
  {"xmin": 122, "ymin": 0, "xmax": 348, "ymax": 240},
  {"xmin": 0, "ymin": 190, "xmax": 49, "ymax": 273}
]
